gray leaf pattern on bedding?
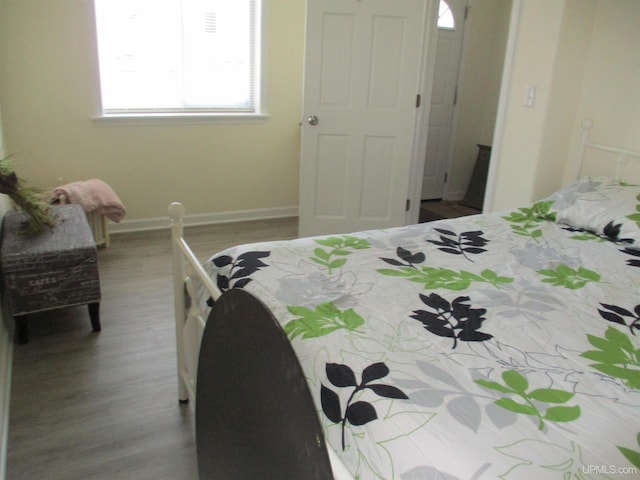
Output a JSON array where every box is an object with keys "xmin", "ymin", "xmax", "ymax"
[
  {"xmin": 478, "ymin": 281, "xmax": 561, "ymax": 322},
  {"xmin": 202, "ymin": 205, "xmax": 640, "ymax": 479},
  {"xmin": 401, "ymin": 466, "xmax": 463, "ymax": 480}
]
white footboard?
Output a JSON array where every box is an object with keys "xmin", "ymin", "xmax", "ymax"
[
  {"xmin": 167, "ymin": 202, "xmax": 354, "ymax": 480},
  {"xmin": 168, "ymin": 202, "xmax": 222, "ymax": 403}
]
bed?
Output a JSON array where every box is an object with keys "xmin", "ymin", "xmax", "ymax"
[{"xmin": 169, "ymin": 119, "xmax": 640, "ymax": 479}]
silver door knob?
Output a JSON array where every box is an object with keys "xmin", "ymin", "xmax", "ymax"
[{"xmin": 307, "ymin": 115, "xmax": 319, "ymax": 126}]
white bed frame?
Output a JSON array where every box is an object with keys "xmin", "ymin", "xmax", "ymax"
[
  {"xmin": 575, "ymin": 118, "xmax": 640, "ymax": 182},
  {"xmin": 168, "ymin": 119, "xmax": 640, "ymax": 479}
]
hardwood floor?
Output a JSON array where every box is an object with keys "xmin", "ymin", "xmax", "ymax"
[
  {"xmin": 419, "ymin": 200, "xmax": 481, "ymax": 223},
  {"xmin": 6, "ymin": 217, "xmax": 299, "ymax": 480}
]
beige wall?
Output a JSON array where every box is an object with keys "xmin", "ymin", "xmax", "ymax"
[
  {"xmin": 2, "ymin": 0, "xmax": 638, "ymax": 226},
  {"xmin": 490, "ymin": 0, "xmax": 640, "ymax": 211},
  {"xmin": 489, "ymin": 0, "xmax": 568, "ymax": 211},
  {"xmin": 0, "ymin": 0, "xmax": 306, "ymax": 228},
  {"xmin": 570, "ymin": 0, "xmax": 640, "ymax": 162},
  {"xmin": 534, "ymin": 0, "xmax": 595, "ymax": 200}
]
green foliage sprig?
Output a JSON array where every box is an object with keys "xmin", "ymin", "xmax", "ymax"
[
  {"xmin": 581, "ymin": 326, "xmax": 640, "ymax": 389},
  {"xmin": 378, "ymin": 246, "xmax": 513, "ymax": 290},
  {"xmin": 627, "ymin": 193, "xmax": 640, "ymax": 228},
  {"xmin": 619, "ymin": 433, "xmax": 640, "ymax": 468},
  {"xmin": 285, "ymin": 302, "xmax": 364, "ymax": 340},
  {"xmin": 502, "ymin": 200, "xmax": 556, "ymax": 240},
  {"xmin": 537, "ymin": 264, "xmax": 601, "ymax": 289},
  {"xmin": 0, "ymin": 156, "xmax": 56, "ymax": 236},
  {"xmin": 311, "ymin": 236, "xmax": 371, "ymax": 274},
  {"xmin": 475, "ymin": 370, "xmax": 580, "ymax": 430}
]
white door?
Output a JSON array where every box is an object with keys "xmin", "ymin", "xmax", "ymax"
[
  {"xmin": 421, "ymin": 0, "xmax": 467, "ymax": 200},
  {"xmin": 299, "ymin": 0, "xmax": 429, "ymax": 237}
]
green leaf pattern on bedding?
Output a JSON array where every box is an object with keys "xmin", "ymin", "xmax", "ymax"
[
  {"xmin": 627, "ymin": 193, "xmax": 640, "ymax": 228},
  {"xmin": 565, "ymin": 228, "xmax": 609, "ymax": 242},
  {"xmin": 502, "ymin": 200, "xmax": 557, "ymax": 239},
  {"xmin": 378, "ymin": 246, "xmax": 513, "ymax": 290},
  {"xmin": 619, "ymin": 433, "xmax": 640, "ymax": 468},
  {"xmin": 311, "ymin": 235, "xmax": 371, "ymax": 273},
  {"xmin": 285, "ymin": 302, "xmax": 364, "ymax": 340},
  {"xmin": 475, "ymin": 370, "xmax": 580, "ymax": 430},
  {"xmin": 581, "ymin": 326, "xmax": 640, "ymax": 390},
  {"xmin": 537, "ymin": 264, "xmax": 601, "ymax": 289},
  {"xmin": 378, "ymin": 264, "xmax": 513, "ymax": 290}
]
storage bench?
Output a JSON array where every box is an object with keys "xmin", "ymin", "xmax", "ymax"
[{"xmin": 0, "ymin": 204, "xmax": 101, "ymax": 344}]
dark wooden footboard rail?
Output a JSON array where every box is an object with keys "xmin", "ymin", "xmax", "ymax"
[{"xmin": 196, "ymin": 289, "xmax": 333, "ymax": 480}]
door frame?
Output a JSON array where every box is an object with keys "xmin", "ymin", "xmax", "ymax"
[
  {"xmin": 406, "ymin": 0, "xmax": 440, "ymax": 223},
  {"xmin": 406, "ymin": 0, "xmax": 521, "ymax": 222},
  {"xmin": 481, "ymin": 0, "xmax": 521, "ymax": 213}
]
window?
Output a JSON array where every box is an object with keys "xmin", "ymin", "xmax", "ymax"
[
  {"xmin": 93, "ymin": 0, "xmax": 262, "ymax": 117},
  {"xmin": 438, "ymin": 0, "xmax": 455, "ymax": 29}
]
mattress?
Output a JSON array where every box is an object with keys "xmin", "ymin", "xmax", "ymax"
[{"xmin": 197, "ymin": 178, "xmax": 640, "ymax": 479}]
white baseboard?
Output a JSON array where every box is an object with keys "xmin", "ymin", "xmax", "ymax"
[{"xmin": 108, "ymin": 205, "xmax": 299, "ymax": 234}]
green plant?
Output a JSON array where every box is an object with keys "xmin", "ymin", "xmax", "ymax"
[{"xmin": 0, "ymin": 155, "xmax": 56, "ymax": 235}]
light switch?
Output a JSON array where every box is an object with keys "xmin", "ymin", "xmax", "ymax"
[{"xmin": 524, "ymin": 85, "xmax": 536, "ymax": 107}]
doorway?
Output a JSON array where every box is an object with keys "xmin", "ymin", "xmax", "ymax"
[
  {"xmin": 421, "ymin": 0, "xmax": 467, "ymax": 200},
  {"xmin": 297, "ymin": 1, "xmax": 513, "ymax": 235},
  {"xmin": 422, "ymin": 0, "xmax": 512, "ymax": 209}
]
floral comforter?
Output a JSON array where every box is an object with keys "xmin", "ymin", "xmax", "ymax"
[{"xmin": 199, "ymin": 179, "xmax": 640, "ymax": 479}]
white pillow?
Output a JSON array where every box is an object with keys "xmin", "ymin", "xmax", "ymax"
[{"xmin": 546, "ymin": 177, "xmax": 640, "ymax": 248}]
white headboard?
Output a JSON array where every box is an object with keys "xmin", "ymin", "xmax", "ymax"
[{"xmin": 575, "ymin": 118, "xmax": 640, "ymax": 182}]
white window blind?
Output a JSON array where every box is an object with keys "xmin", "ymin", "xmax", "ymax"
[{"xmin": 94, "ymin": 0, "xmax": 260, "ymax": 115}]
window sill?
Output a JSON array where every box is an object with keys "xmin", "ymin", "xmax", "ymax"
[{"xmin": 92, "ymin": 112, "xmax": 270, "ymax": 126}]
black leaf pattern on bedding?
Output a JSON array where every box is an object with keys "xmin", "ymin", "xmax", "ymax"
[
  {"xmin": 410, "ymin": 293, "xmax": 492, "ymax": 349},
  {"xmin": 380, "ymin": 246, "xmax": 425, "ymax": 268},
  {"xmin": 427, "ymin": 228, "xmax": 489, "ymax": 261},
  {"xmin": 621, "ymin": 247, "xmax": 640, "ymax": 268},
  {"xmin": 207, "ymin": 251, "xmax": 271, "ymax": 305},
  {"xmin": 603, "ymin": 220, "xmax": 636, "ymax": 245},
  {"xmin": 321, "ymin": 362, "xmax": 408, "ymax": 451},
  {"xmin": 598, "ymin": 303, "xmax": 640, "ymax": 335}
]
